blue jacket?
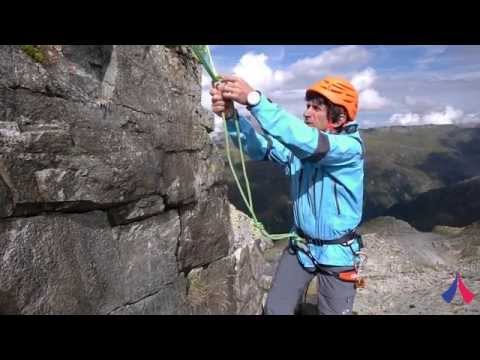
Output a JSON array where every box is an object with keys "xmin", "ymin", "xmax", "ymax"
[{"xmin": 226, "ymin": 95, "xmax": 365, "ymax": 267}]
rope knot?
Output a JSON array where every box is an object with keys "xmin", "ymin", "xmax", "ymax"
[{"xmin": 253, "ymin": 221, "xmax": 265, "ymax": 233}]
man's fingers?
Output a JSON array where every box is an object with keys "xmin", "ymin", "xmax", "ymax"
[
  {"xmin": 212, "ymin": 99, "xmax": 226, "ymax": 107},
  {"xmin": 222, "ymin": 84, "xmax": 240, "ymax": 97},
  {"xmin": 222, "ymin": 91, "xmax": 232, "ymax": 100},
  {"xmin": 222, "ymin": 92, "xmax": 241, "ymax": 103},
  {"xmin": 220, "ymin": 74, "xmax": 239, "ymax": 82},
  {"xmin": 217, "ymin": 82, "xmax": 235, "ymax": 91},
  {"xmin": 223, "ymin": 84, "xmax": 238, "ymax": 92},
  {"xmin": 211, "ymin": 95, "xmax": 221, "ymax": 102}
]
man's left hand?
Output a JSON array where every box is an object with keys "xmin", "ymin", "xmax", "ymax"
[{"xmin": 219, "ymin": 75, "xmax": 255, "ymax": 105}]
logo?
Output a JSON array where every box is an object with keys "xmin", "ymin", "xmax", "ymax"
[{"xmin": 441, "ymin": 272, "xmax": 475, "ymax": 304}]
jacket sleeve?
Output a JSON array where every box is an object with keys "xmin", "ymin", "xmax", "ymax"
[
  {"xmin": 226, "ymin": 111, "xmax": 294, "ymax": 167},
  {"xmin": 315, "ymin": 132, "xmax": 363, "ymax": 167},
  {"xmin": 248, "ymin": 95, "xmax": 362, "ymax": 166}
]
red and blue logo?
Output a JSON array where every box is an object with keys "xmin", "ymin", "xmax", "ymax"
[{"xmin": 442, "ymin": 272, "xmax": 475, "ymax": 304}]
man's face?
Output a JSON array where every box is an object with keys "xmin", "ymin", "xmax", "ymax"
[{"xmin": 303, "ymin": 99, "xmax": 329, "ymax": 131}]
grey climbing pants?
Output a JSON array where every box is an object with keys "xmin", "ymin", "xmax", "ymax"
[{"xmin": 264, "ymin": 248, "xmax": 357, "ymax": 315}]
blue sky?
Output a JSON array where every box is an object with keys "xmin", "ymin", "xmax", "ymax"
[{"xmin": 201, "ymin": 45, "xmax": 480, "ymax": 129}]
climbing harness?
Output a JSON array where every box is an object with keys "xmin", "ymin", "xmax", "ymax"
[
  {"xmin": 289, "ymin": 229, "xmax": 367, "ymax": 288},
  {"xmin": 189, "ymin": 45, "xmax": 367, "ymax": 286}
]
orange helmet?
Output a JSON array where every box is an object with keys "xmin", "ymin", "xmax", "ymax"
[{"xmin": 306, "ymin": 76, "xmax": 359, "ymax": 121}]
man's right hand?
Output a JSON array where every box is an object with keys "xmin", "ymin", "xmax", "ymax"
[{"xmin": 210, "ymin": 84, "xmax": 234, "ymax": 118}]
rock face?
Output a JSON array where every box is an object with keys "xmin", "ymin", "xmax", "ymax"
[
  {"xmin": 185, "ymin": 205, "xmax": 275, "ymax": 315},
  {"xmin": 0, "ymin": 45, "xmax": 272, "ymax": 314}
]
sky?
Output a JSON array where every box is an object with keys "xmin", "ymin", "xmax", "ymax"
[{"xmin": 200, "ymin": 45, "xmax": 480, "ymax": 131}]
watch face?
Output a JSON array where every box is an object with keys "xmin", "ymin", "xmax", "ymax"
[{"xmin": 248, "ymin": 91, "xmax": 260, "ymax": 105}]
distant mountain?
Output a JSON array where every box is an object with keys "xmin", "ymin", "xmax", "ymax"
[
  {"xmin": 386, "ymin": 176, "xmax": 480, "ymax": 231},
  {"xmin": 219, "ymin": 124, "xmax": 480, "ymax": 233},
  {"xmin": 362, "ymin": 124, "xmax": 480, "ymax": 220},
  {"xmin": 226, "ymin": 160, "xmax": 292, "ymax": 234}
]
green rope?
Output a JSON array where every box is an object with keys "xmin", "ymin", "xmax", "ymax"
[
  {"xmin": 232, "ymin": 112, "xmax": 255, "ymax": 221},
  {"xmin": 189, "ymin": 45, "xmax": 302, "ymax": 244},
  {"xmin": 222, "ymin": 111, "xmax": 256, "ymax": 220}
]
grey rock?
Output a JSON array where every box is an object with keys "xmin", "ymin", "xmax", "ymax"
[
  {"xmin": 107, "ymin": 195, "xmax": 165, "ymax": 225},
  {"xmin": 0, "ymin": 210, "xmax": 182, "ymax": 314},
  {"xmin": 184, "ymin": 205, "xmax": 275, "ymax": 315},
  {"xmin": 0, "ymin": 45, "xmax": 272, "ymax": 315},
  {"xmin": 177, "ymin": 186, "xmax": 230, "ymax": 271},
  {"xmin": 109, "ymin": 210, "xmax": 181, "ymax": 310},
  {"xmin": 0, "ymin": 46, "xmax": 204, "ymax": 214},
  {"xmin": 0, "ymin": 211, "xmax": 120, "ymax": 314},
  {"xmin": 232, "ymin": 246, "xmax": 264, "ymax": 314},
  {"xmin": 109, "ymin": 276, "xmax": 188, "ymax": 315},
  {"xmin": 228, "ymin": 203, "xmax": 274, "ymax": 254},
  {"xmin": 162, "ymin": 152, "xmax": 197, "ymax": 207},
  {"xmin": 186, "ymin": 257, "xmax": 237, "ymax": 315},
  {"xmin": 0, "ymin": 168, "xmax": 14, "ymax": 217},
  {"xmin": 162, "ymin": 144, "xmax": 225, "ymax": 207}
]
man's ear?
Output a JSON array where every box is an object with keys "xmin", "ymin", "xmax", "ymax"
[{"xmin": 331, "ymin": 113, "xmax": 348, "ymax": 129}]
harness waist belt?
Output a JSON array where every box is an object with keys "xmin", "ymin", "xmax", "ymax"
[{"xmin": 296, "ymin": 228, "xmax": 362, "ymax": 247}]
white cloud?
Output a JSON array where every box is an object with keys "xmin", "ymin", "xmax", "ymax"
[
  {"xmin": 201, "ymin": 88, "xmax": 211, "ymax": 110},
  {"xmin": 201, "ymin": 70, "xmax": 213, "ymax": 112},
  {"xmin": 359, "ymin": 88, "xmax": 389, "ymax": 110},
  {"xmin": 423, "ymin": 106, "xmax": 463, "ymax": 125},
  {"xmin": 351, "ymin": 67, "xmax": 376, "ymax": 91},
  {"xmin": 389, "ymin": 106, "xmax": 464, "ymax": 126},
  {"xmin": 232, "ymin": 52, "xmax": 291, "ymax": 92},
  {"xmin": 350, "ymin": 67, "xmax": 389, "ymax": 110},
  {"xmin": 389, "ymin": 112, "xmax": 422, "ymax": 126},
  {"xmin": 202, "ymin": 48, "xmax": 390, "ymax": 133},
  {"xmin": 204, "ymin": 46, "xmax": 373, "ymax": 114},
  {"xmin": 201, "ymin": 70, "xmax": 211, "ymax": 88},
  {"xmin": 290, "ymin": 45, "xmax": 370, "ymax": 74},
  {"xmin": 201, "ymin": 46, "xmax": 480, "ymax": 130}
]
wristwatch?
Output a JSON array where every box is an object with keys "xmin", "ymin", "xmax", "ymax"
[{"xmin": 247, "ymin": 90, "xmax": 261, "ymax": 107}]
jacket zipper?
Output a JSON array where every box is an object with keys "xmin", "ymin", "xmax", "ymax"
[
  {"xmin": 298, "ymin": 169, "xmax": 304, "ymax": 197},
  {"xmin": 334, "ymin": 181, "xmax": 341, "ymax": 215},
  {"xmin": 312, "ymin": 168, "xmax": 318, "ymax": 218}
]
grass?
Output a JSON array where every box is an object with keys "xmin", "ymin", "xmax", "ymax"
[
  {"xmin": 21, "ymin": 45, "xmax": 47, "ymax": 64},
  {"xmin": 432, "ymin": 225, "xmax": 465, "ymax": 236}
]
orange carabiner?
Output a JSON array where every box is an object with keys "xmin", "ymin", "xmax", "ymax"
[
  {"xmin": 338, "ymin": 270, "xmax": 358, "ymax": 282},
  {"xmin": 338, "ymin": 270, "xmax": 366, "ymax": 289}
]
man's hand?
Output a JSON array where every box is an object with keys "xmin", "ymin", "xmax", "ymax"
[
  {"xmin": 210, "ymin": 84, "xmax": 234, "ymax": 118},
  {"xmin": 218, "ymin": 75, "xmax": 255, "ymax": 105}
]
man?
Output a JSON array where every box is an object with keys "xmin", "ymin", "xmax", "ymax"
[{"xmin": 210, "ymin": 74, "xmax": 364, "ymax": 315}]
